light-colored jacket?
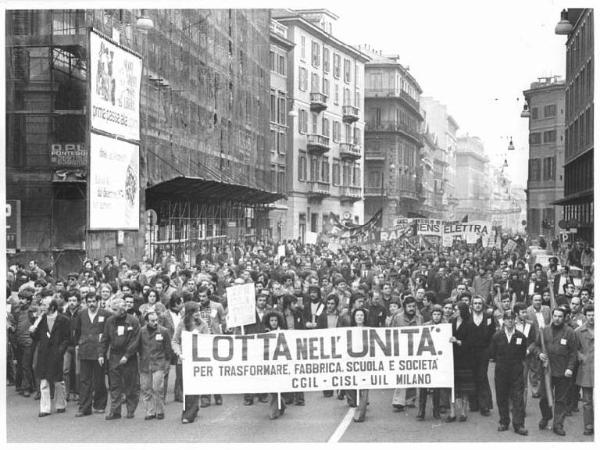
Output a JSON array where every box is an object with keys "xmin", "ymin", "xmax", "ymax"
[{"xmin": 575, "ymin": 324, "xmax": 594, "ymax": 387}]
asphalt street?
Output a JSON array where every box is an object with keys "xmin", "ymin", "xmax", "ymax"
[{"xmin": 6, "ymin": 364, "xmax": 594, "ymax": 443}]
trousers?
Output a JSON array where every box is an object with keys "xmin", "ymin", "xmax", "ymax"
[
  {"xmin": 346, "ymin": 389, "xmax": 368, "ymax": 421},
  {"xmin": 581, "ymin": 386, "xmax": 593, "ymax": 431},
  {"xmin": 495, "ymin": 364, "xmax": 525, "ymax": 429},
  {"xmin": 141, "ymin": 369, "xmax": 165, "ymax": 416},
  {"xmin": 108, "ymin": 359, "xmax": 140, "ymax": 416},
  {"xmin": 539, "ymin": 376, "xmax": 570, "ymax": 429},
  {"xmin": 469, "ymin": 349, "xmax": 493, "ymax": 412},
  {"xmin": 62, "ymin": 346, "xmax": 79, "ymax": 396},
  {"xmin": 40, "ymin": 379, "xmax": 66, "ymax": 414},
  {"xmin": 14, "ymin": 343, "xmax": 34, "ymax": 392},
  {"xmin": 78, "ymin": 359, "xmax": 107, "ymax": 413}
]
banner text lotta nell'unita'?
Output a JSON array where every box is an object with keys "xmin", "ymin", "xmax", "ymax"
[{"xmin": 182, "ymin": 325, "xmax": 454, "ymax": 395}]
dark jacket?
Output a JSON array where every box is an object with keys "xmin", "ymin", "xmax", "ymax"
[
  {"xmin": 73, "ymin": 308, "xmax": 112, "ymax": 360},
  {"xmin": 138, "ymin": 324, "xmax": 172, "ymax": 372},
  {"xmin": 63, "ymin": 305, "xmax": 82, "ymax": 346},
  {"xmin": 99, "ymin": 313, "xmax": 141, "ymax": 366},
  {"xmin": 533, "ymin": 323, "xmax": 578, "ymax": 376},
  {"xmin": 11, "ymin": 305, "xmax": 35, "ymax": 346},
  {"xmin": 31, "ymin": 313, "xmax": 71, "ymax": 382},
  {"xmin": 489, "ymin": 328, "xmax": 528, "ymax": 368},
  {"xmin": 302, "ymin": 300, "xmax": 326, "ymax": 327},
  {"xmin": 451, "ymin": 318, "xmax": 476, "ymax": 371},
  {"xmin": 470, "ymin": 312, "xmax": 496, "ymax": 352},
  {"xmin": 317, "ymin": 311, "xmax": 341, "ymax": 329}
]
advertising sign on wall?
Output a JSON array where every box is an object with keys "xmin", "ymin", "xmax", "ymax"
[
  {"xmin": 89, "ymin": 30, "xmax": 142, "ymax": 141},
  {"xmin": 50, "ymin": 143, "xmax": 87, "ymax": 167},
  {"xmin": 89, "ymin": 132, "xmax": 139, "ymax": 230}
]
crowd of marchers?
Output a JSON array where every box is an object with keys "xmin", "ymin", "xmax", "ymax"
[{"xmin": 5, "ymin": 236, "xmax": 594, "ymax": 436}]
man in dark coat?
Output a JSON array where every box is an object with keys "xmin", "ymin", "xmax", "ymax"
[
  {"xmin": 489, "ymin": 310, "xmax": 529, "ymax": 435},
  {"xmin": 468, "ymin": 295, "xmax": 495, "ymax": 416},
  {"xmin": 99, "ymin": 297, "xmax": 141, "ymax": 420},
  {"xmin": 62, "ymin": 289, "xmax": 82, "ymax": 402},
  {"xmin": 73, "ymin": 292, "xmax": 111, "ymax": 416},
  {"xmin": 10, "ymin": 288, "xmax": 36, "ymax": 396},
  {"xmin": 30, "ymin": 296, "xmax": 71, "ymax": 417}
]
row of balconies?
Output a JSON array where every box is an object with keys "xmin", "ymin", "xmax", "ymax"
[
  {"xmin": 364, "ymin": 120, "xmax": 422, "ymax": 144},
  {"xmin": 309, "ymin": 92, "xmax": 360, "ymax": 124},
  {"xmin": 304, "ymin": 181, "xmax": 362, "ymax": 202},
  {"xmin": 306, "ymin": 134, "xmax": 361, "ymax": 161}
]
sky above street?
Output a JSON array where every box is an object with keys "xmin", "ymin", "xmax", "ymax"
[{"xmin": 8, "ymin": 0, "xmax": 573, "ymax": 188}]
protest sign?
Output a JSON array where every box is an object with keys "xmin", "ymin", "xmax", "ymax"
[
  {"xmin": 504, "ymin": 239, "xmax": 517, "ymax": 253},
  {"xmin": 181, "ymin": 324, "xmax": 454, "ymax": 395},
  {"xmin": 225, "ymin": 283, "xmax": 256, "ymax": 329},
  {"xmin": 306, "ymin": 231, "xmax": 318, "ymax": 245},
  {"xmin": 277, "ymin": 245, "xmax": 285, "ymax": 259},
  {"xmin": 442, "ymin": 233, "xmax": 454, "ymax": 248}
]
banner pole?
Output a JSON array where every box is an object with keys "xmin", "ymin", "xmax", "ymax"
[
  {"xmin": 356, "ymin": 389, "xmax": 359, "ymax": 407},
  {"xmin": 278, "ymin": 392, "xmax": 281, "ymax": 410}
]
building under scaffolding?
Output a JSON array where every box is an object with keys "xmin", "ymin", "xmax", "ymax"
[{"xmin": 6, "ymin": 9, "xmax": 283, "ymax": 275}]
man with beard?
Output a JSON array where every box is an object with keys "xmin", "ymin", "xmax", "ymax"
[
  {"xmin": 534, "ymin": 307, "xmax": 578, "ymax": 436},
  {"xmin": 303, "ymin": 285, "xmax": 325, "ymax": 329},
  {"xmin": 63, "ymin": 290, "xmax": 82, "ymax": 402},
  {"xmin": 391, "ymin": 296, "xmax": 423, "ymax": 411},
  {"xmin": 196, "ymin": 285, "xmax": 226, "ymax": 408},
  {"xmin": 73, "ymin": 292, "xmax": 111, "ymax": 416},
  {"xmin": 100, "ymin": 297, "xmax": 141, "ymax": 420},
  {"xmin": 160, "ymin": 294, "xmax": 184, "ymax": 402},
  {"xmin": 138, "ymin": 311, "xmax": 172, "ymax": 420},
  {"xmin": 468, "ymin": 295, "xmax": 495, "ymax": 416}
]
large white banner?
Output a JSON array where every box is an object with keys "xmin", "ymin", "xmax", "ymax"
[
  {"xmin": 89, "ymin": 132, "xmax": 139, "ymax": 230},
  {"xmin": 90, "ymin": 30, "xmax": 142, "ymax": 141},
  {"xmin": 182, "ymin": 325, "xmax": 454, "ymax": 395}
]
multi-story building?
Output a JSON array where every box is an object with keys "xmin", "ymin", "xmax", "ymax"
[
  {"xmin": 522, "ymin": 76, "xmax": 565, "ymax": 239},
  {"xmin": 554, "ymin": 8, "xmax": 594, "ymax": 243},
  {"xmin": 419, "ymin": 130, "xmax": 436, "ymax": 217},
  {"xmin": 272, "ymin": 9, "xmax": 369, "ymax": 240},
  {"xmin": 420, "ymin": 96, "xmax": 459, "ymax": 220},
  {"xmin": 489, "ymin": 167, "xmax": 524, "ymax": 234},
  {"xmin": 267, "ymin": 18, "xmax": 294, "ymax": 242},
  {"xmin": 6, "ymin": 9, "xmax": 280, "ymax": 274},
  {"xmin": 455, "ymin": 135, "xmax": 490, "ymax": 221},
  {"xmin": 361, "ymin": 49, "xmax": 424, "ymax": 227}
]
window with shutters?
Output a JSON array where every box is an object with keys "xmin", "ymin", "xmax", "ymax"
[
  {"xmin": 312, "ymin": 112, "xmax": 318, "ymax": 134},
  {"xmin": 333, "ymin": 53, "xmax": 341, "ymax": 79},
  {"xmin": 321, "ymin": 158, "xmax": 330, "ymax": 182},
  {"xmin": 531, "ymin": 107, "xmax": 538, "ymax": 120},
  {"xmin": 323, "ymin": 78, "xmax": 330, "ymax": 97},
  {"xmin": 543, "ymin": 157, "xmax": 555, "ymax": 180},
  {"xmin": 528, "ymin": 158, "xmax": 541, "ymax": 181},
  {"xmin": 332, "ymin": 159, "xmax": 340, "ymax": 185},
  {"xmin": 543, "ymin": 130, "xmax": 556, "ymax": 143},
  {"xmin": 343, "ymin": 58, "xmax": 351, "ymax": 83},
  {"xmin": 322, "ymin": 117, "xmax": 330, "ymax": 137},
  {"xmin": 543, "ymin": 104, "xmax": 556, "ymax": 117},
  {"xmin": 311, "ymin": 41, "xmax": 320, "ymax": 68},
  {"xmin": 323, "ymin": 47, "xmax": 330, "ymax": 73},
  {"xmin": 311, "ymin": 73, "xmax": 319, "ymax": 93},
  {"xmin": 298, "ymin": 152, "xmax": 307, "ymax": 181},
  {"xmin": 529, "ymin": 132, "xmax": 541, "ymax": 145},
  {"xmin": 299, "ymin": 109, "xmax": 308, "ymax": 134}
]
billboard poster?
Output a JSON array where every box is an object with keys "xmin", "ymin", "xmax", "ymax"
[
  {"xmin": 89, "ymin": 30, "xmax": 142, "ymax": 141},
  {"xmin": 89, "ymin": 132, "xmax": 139, "ymax": 230}
]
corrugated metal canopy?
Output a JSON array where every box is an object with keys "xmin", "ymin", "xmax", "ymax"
[{"xmin": 146, "ymin": 176, "xmax": 286, "ymax": 204}]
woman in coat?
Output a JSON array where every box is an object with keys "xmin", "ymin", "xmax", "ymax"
[
  {"xmin": 447, "ymin": 301, "xmax": 476, "ymax": 422},
  {"xmin": 345, "ymin": 307, "xmax": 370, "ymax": 423},
  {"xmin": 30, "ymin": 297, "xmax": 71, "ymax": 417}
]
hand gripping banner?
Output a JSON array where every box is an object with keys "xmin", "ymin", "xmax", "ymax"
[{"xmin": 181, "ymin": 324, "xmax": 454, "ymax": 395}]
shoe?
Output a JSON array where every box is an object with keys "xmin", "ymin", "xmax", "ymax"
[
  {"xmin": 337, "ymin": 392, "xmax": 345, "ymax": 400},
  {"xmin": 182, "ymin": 418, "xmax": 190, "ymax": 424},
  {"xmin": 532, "ymin": 393, "xmax": 541, "ymax": 398},
  {"xmin": 416, "ymin": 414, "xmax": 425, "ymax": 421},
  {"xmin": 258, "ymin": 396, "xmax": 269, "ymax": 403},
  {"xmin": 105, "ymin": 413, "xmax": 121, "ymax": 420},
  {"xmin": 445, "ymin": 416, "xmax": 456, "ymax": 423},
  {"xmin": 553, "ymin": 427, "xmax": 566, "ymax": 436},
  {"xmin": 353, "ymin": 417, "xmax": 365, "ymax": 423},
  {"xmin": 583, "ymin": 429, "xmax": 593, "ymax": 436},
  {"xmin": 514, "ymin": 427, "xmax": 529, "ymax": 436},
  {"xmin": 126, "ymin": 412, "xmax": 135, "ymax": 419},
  {"xmin": 144, "ymin": 415, "xmax": 155, "ymax": 420},
  {"xmin": 324, "ymin": 392, "xmax": 333, "ymax": 398},
  {"xmin": 572, "ymin": 407, "xmax": 580, "ymax": 413},
  {"xmin": 439, "ymin": 407, "xmax": 447, "ymax": 414},
  {"xmin": 175, "ymin": 398, "xmax": 184, "ymax": 403},
  {"xmin": 200, "ymin": 399, "xmax": 210, "ymax": 408},
  {"xmin": 459, "ymin": 415, "xmax": 467, "ymax": 422},
  {"xmin": 539, "ymin": 419, "xmax": 549, "ymax": 430},
  {"xmin": 480, "ymin": 409, "xmax": 491, "ymax": 417},
  {"xmin": 156, "ymin": 413, "xmax": 164, "ymax": 420},
  {"xmin": 347, "ymin": 402, "xmax": 357, "ymax": 408},
  {"xmin": 295, "ymin": 401, "xmax": 305, "ymax": 406},
  {"xmin": 22, "ymin": 391, "xmax": 31, "ymax": 398},
  {"xmin": 93, "ymin": 409, "xmax": 105, "ymax": 414},
  {"xmin": 75, "ymin": 411, "xmax": 91, "ymax": 417},
  {"xmin": 56, "ymin": 408, "xmax": 66, "ymax": 413},
  {"xmin": 498, "ymin": 424, "xmax": 509, "ymax": 432},
  {"xmin": 33, "ymin": 392, "xmax": 40, "ymax": 400},
  {"xmin": 243, "ymin": 399, "xmax": 253, "ymax": 406},
  {"xmin": 215, "ymin": 397, "xmax": 223, "ymax": 406},
  {"xmin": 433, "ymin": 410, "xmax": 441, "ymax": 419},
  {"xmin": 38, "ymin": 412, "xmax": 50, "ymax": 417},
  {"xmin": 392, "ymin": 405, "xmax": 405, "ymax": 412},
  {"xmin": 407, "ymin": 403, "xmax": 416, "ymax": 408}
]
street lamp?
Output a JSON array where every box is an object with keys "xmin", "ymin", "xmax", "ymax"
[
  {"xmin": 136, "ymin": 9, "xmax": 154, "ymax": 30},
  {"xmin": 507, "ymin": 137, "xmax": 515, "ymax": 151},
  {"xmin": 520, "ymin": 103, "xmax": 530, "ymax": 118},
  {"xmin": 555, "ymin": 9, "xmax": 573, "ymax": 35}
]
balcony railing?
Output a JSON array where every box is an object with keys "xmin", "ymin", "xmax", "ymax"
[
  {"xmin": 340, "ymin": 185, "xmax": 362, "ymax": 201},
  {"xmin": 308, "ymin": 181, "xmax": 330, "ymax": 198},
  {"xmin": 364, "ymin": 120, "xmax": 422, "ymax": 144},
  {"xmin": 364, "ymin": 88, "xmax": 420, "ymax": 114},
  {"xmin": 364, "ymin": 186, "xmax": 386, "ymax": 197},
  {"xmin": 342, "ymin": 105, "xmax": 359, "ymax": 123},
  {"xmin": 310, "ymin": 92, "xmax": 328, "ymax": 112},
  {"xmin": 339, "ymin": 142, "xmax": 361, "ymax": 161},
  {"xmin": 269, "ymin": 20, "xmax": 288, "ymax": 38},
  {"xmin": 307, "ymin": 134, "xmax": 330, "ymax": 155}
]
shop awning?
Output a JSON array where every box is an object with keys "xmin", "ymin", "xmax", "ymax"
[
  {"xmin": 146, "ymin": 176, "xmax": 286, "ymax": 205},
  {"xmin": 551, "ymin": 189, "xmax": 593, "ymax": 206}
]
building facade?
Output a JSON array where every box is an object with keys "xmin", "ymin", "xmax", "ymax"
[
  {"xmin": 554, "ymin": 8, "xmax": 594, "ymax": 243},
  {"xmin": 420, "ymin": 96, "xmax": 459, "ymax": 220},
  {"xmin": 455, "ymin": 135, "xmax": 490, "ymax": 221},
  {"xmin": 267, "ymin": 18, "xmax": 294, "ymax": 242},
  {"xmin": 362, "ymin": 49, "xmax": 424, "ymax": 228},
  {"xmin": 523, "ymin": 76, "xmax": 565, "ymax": 239},
  {"xmin": 6, "ymin": 9, "xmax": 280, "ymax": 274},
  {"xmin": 272, "ymin": 9, "xmax": 369, "ymax": 241}
]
